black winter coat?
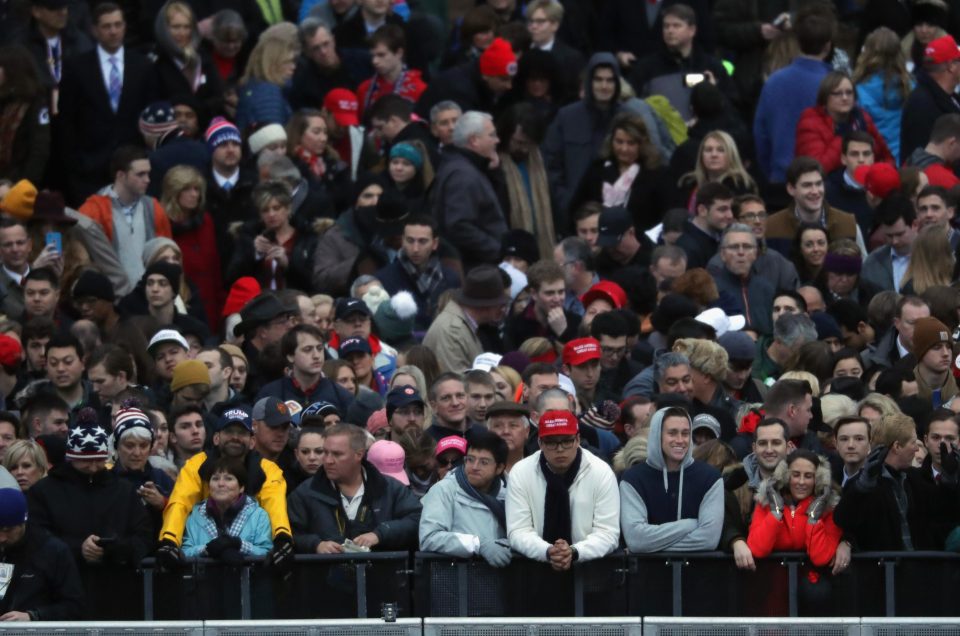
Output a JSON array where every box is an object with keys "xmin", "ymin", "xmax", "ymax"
[
  {"xmin": 0, "ymin": 525, "xmax": 83, "ymax": 621},
  {"xmin": 225, "ymin": 220, "xmax": 320, "ymax": 294},
  {"xmin": 287, "ymin": 460, "xmax": 422, "ymax": 553},
  {"xmin": 570, "ymin": 159, "xmax": 671, "ymax": 232},
  {"xmin": 900, "ymin": 71, "xmax": 960, "ymax": 162},
  {"xmin": 27, "ymin": 463, "xmax": 153, "ymax": 567}
]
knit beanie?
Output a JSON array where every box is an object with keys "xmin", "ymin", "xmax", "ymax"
[
  {"xmin": 66, "ymin": 408, "xmax": 109, "ymax": 461},
  {"xmin": 72, "ymin": 269, "xmax": 115, "ymax": 302},
  {"xmin": 0, "ymin": 179, "xmax": 37, "ymax": 221},
  {"xmin": 219, "ymin": 343, "xmax": 247, "ymax": 367},
  {"xmin": 0, "ymin": 488, "xmax": 27, "ymax": 527},
  {"xmin": 823, "ymin": 252, "xmax": 862, "ymax": 275},
  {"xmin": 362, "ymin": 285, "xmax": 391, "ymax": 316},
  {"xmin": 141, "ymin": 237, "xmax": 180, "ymax": 268},
  {"xmin": 374, "ymin": 291, "xmax": 418, "ymax": 344},
  {"xmin": 912, "ymin": 317, "xmax": 953, "ymax": 360},
  {"xmin": 205, "ymin": 117, "xmax": 242, "ymax": 152},
  {"xmin": 113, "ymin": 406, "xmax": 154, "ymax": 445},
  {"xmin": 170, "ymin": 360, "xmax": 211, "ymax": 393},
  {"xmin": 139, "ymin": 101, "xmax": 179, "ymax": 138},
  {"xmin": 248, "ymin": 123, "xmax": 287, "ymax": 155},
  {"xmin": 581, "ymin": 401, "xmax": 621, "ymax": 431},
  {"xmin": 479, "ymin": 37, "xmax": 518, "ymax": 77},
  {"xmin": 143, "ymin": 260, "xmax": 182, "ymax": 291},
  {"xmin": 389, "ymin": 143, "xmax": 423, "ymax": 170},
  {"xmin": 222, "ymin": 276, "xmax": 262, "ymax": 318}
]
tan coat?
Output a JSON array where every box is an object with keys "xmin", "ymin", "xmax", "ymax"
[{"xmin": 422, "ymin": 300, "xmax": 483, "ymax": 373}]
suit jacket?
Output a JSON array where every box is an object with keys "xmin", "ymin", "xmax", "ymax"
[
  {"xmin": 860, "ymin": 244, "xmax": 895, "ymax": 293},
  {"xmin": 0, "ymin": 269, "xmax": 24, "ymax": 320},
  {"xmin": 57, "ymin": 47, "xmax": 157, "ymax": 204}
]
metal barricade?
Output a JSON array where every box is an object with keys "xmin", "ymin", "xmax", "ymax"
[
  {"xmin": 0, "ymin": 621, "xmax": 204, "ymax": 635},
  {"xmin": 204, "ymin": 618, "xmax": 423, "ymax": 635},
  {"xmin": 422, "ymin": 617, "xmax": 643, "ymax": 636},
  {"xmin": 641, "ymin": 617, "xmax": 861, "ymax": 636}
]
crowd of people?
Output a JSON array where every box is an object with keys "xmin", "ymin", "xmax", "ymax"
[{"xmin": 0, "ymin": 0, "xmax": 957, "ymax": 622}]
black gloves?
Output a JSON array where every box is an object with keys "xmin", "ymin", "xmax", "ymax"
[
  {"xmin": 267, "ymin": 533, "xmax": 295, "ymax": 573},
  {"xmin": 857, "ymin": 445, "xmax": 888, "ymax": 491},
  {"xmin": 206, "ymin": 535, "xmax": 242, "ymax": 559},
  {"xmin": 155, "ymin": 539, "xmax": 182, "ymax": 573},
  {"xmin": 940, "ymin": 442, "xmax": 960, "ymax": 485}
]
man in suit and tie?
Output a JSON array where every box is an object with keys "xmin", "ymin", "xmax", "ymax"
[
  {"xmin": 861, "ymin": 194, "xmax": 916, "ymax": 294},
  {"xmin": 526, "ymin": 0, "xmax": 584, "ymax": 102},
  {"xmin": 56, "ymin": 2, "xmax": 155, "ymax": 206}
]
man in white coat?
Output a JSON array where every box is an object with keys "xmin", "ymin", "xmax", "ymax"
[{"xmin": 505, "ymin": 410, "xmax": 619, "ymax": 570}]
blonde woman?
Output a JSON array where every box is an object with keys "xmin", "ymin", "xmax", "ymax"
[
  {"xmin": 160, "ymin": 166, "xmax": 223, "ymax": 327},
  {"xmin": 678, "ymin": 131, "xmax": 757, "ymax": 212},
  {"xmin": 901, "ymin": 225, "xmax": 954, "ymax": 294},
  {"xmin": 490, "ymin": 365, "xmax": 521, "ymax": 402},
  {"xmin": 311, "ymin": 294, "xmax": 334, "ymax": 339},
  {"xmin": 236, "ymin": 23, "xmax": 300, "ymax": 130},
  {"xmin": 3, "ymin": 440, "xmax": 48, "ymax": 491},
  {"xmin": 857, "ymin": 393, "xmax": 900, "ymax": 428},
  {"xmin": 853, "ymin": 27, "xmax": 913, "ymax": 163},
  {"xmin": 154, "ymin": 1, "xmax": 224, "ymax": 119}
]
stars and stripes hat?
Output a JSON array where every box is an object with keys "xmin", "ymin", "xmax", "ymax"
[
  {"xmin": 113, "ymin": 406, "xmax": 154, "ymax": 445},
  {"xmin": 66, "ymin": 408, "xmax": 110, "ymax": 461}
]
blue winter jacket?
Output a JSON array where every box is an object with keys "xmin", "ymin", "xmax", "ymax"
[
  {"xmin": 182, "ymin": 495, "xmax": 274, "ymax": 558},
  {"xmin": 857, "ymin": 73, "xmax": 913, "ymax": 164}
]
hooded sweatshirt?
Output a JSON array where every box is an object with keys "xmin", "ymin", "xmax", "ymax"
[{"xmin": 620, "ymin": 407, "xmax": 723, "ymax": 552}]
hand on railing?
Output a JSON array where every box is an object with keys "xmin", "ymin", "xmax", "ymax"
[
  {"xmin": 206, "ymin": 536, "xmax": 243, "ymax": 566},
  {"xmin": 267, "ymin": 534, "xmax": 295, "ymax": 574},
  {"xmin": 479, "ymin": 539, "xmax": 512, "ymax": 568},
  {"xmin": 155, "ymin": 539, "xmax": 183, "ymax": 573}
]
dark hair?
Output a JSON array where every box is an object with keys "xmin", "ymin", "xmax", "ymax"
[
  {"xmin": 662, "ymin": 208, "xmax": 689, "ymax": 234},
  {"xmin": 874, "ymin": 367, "xmax": 906, "ymax": 398},
  {"xmin": 774, "ymin": 289, "xmax": 808, "ymax": 313},
  {"xmin": 22, "ymin": 392, "xmax": 69, "ymax": 437},
  {"xmin": 754, "ymin": 417, "xmax": 788, "ymax": 442},
  {"xmin": 92, "ymin": 2, "xmax": 123, "ymax": 23},
  {"xmin": 45, "ymin": 333, "xmax": 83, "ymax": 360},
  {"xmin": 827, "ymin": 299, "xmax": 868, "ymax": 332},
  {"xmin": 661, "ymin": 2, "xmax": 696, "ymax": 25},
  {"xmin": 280, "ymin": 323, "xmax": 325, "ymax": 358},
  {"xmin": 521, "ymin": 361, "xmax": 558, "ymax": 386},
  {"xmin": 110, "ymin": 145, "xmax": 149, "ymax": 177},
  {"xmin": 875, "ymin": 193, "xmax": 916, "ymax": 227},
  {"xmin": 402, "ymin": 345, "xmax": 440, "ymax": 387},
  {"xmin": 917, "ymin": 184, "xmax": 951, "ymax": 207},
  {"xmin": 209, "ymin": 456, "xmax": 248, "ymax": 486},
  {"xmin": 834, "ymin": 415, "xmax": 870, "ymax": 438},
  {"xmin": 404, "ymin": 213, "xmax": 437, "ymax": 237},
  {"xmin": 785, "ymin": 156, "xmax": 824, "ymax": 185},
  {"xmin": 428, "ymin": 371, "xmax": 464, "ymax": 402},
  {"xmin": 0, "ymin": 46, "xmax": 41, "ymax": 102},
  {"xmin": 841, "ymin": 130, "xmax": 875, "ymax": 154},
  {"xmin": 793, "ymin": 5, "xmax": 835, "ymax": 56},
  {"xmin": 789, "ymin": 341, "xmax": 834, "ymax": 384},
  {"xmin": 764, "ymin": 379, "xmax": 813, "ymax": 417},
  {"xmin": 368, "ymin": 23, "xmax": 405, "ymax": 52},
  {"xmin": 24, "ymin": 267, "xmax": 59, "ymax": 290},
  {"xmin": 928, "ymin": 408, "xmax": 960, "ymax": 435},
  {"xmin": 695, "ymin": 181, "xmax": 734, "ymax": 209},
  {"xmin": 368, "ymin": 94, "xmax": 413, "ymax": 124},
  {"xmin": 170, "ymin": 403, "xmax": 204, "ymax": 425},
  {"xmin": 733, "ymin": 194, "xmax": 765, "ymax": 217},
  {"xmin": 929, "ymin": 113, "xmax": 960, "ymax": 144},
  {"xmin": 463, "ymin": 368, "xmax": 495, "ymax": 390},
  {"xmin": 198, "ymin": 346, "xmax": 233, "ymax": 371},
  {"xmin": 831, "ymin": 346, "xmax": 864, "ymax": 372},
  {"xmin": 590, "ymin": 310, "xmax": 629, "ymax": 339},
  {"xmin": 815, "ymin": 71, "xmax": 853, "ymax": 108},
  {"xmin": 496, "ymin": 102, "xmax": 547, "ymax": 147},
  {"xmin": 465, "ymin": 427, "xmax": 508, "ymax": 466},
  {"xmin": 786, "ymin": 448, "xmax": 821, "ymax": 469},
  {"xmin": 22, "ymin": 317, "xmax": 55, "ymax": 343},
  {"xmin": 666, "ymin": 318, "xmax": 715, "ymax": 349},
  {"xmin": 87, "ymin": 344, "xmax": 135, "ymax": 379},
  {"xmin": 460, "ymin": 5, "xmax": 497, "ymax": 47}
]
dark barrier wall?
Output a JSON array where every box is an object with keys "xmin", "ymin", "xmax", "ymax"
[{"xmin": 134, "ymin": 551, "xmax": 960, "ymax": 620}]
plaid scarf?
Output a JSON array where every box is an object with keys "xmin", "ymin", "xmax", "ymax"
[{"xmin": 398, "ymin": 250, "xmax": 444, "ymax": 297}]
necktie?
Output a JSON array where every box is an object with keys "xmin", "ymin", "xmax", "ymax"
[
  {"xmin": 108, "ymin": 56, "xmax": 121, "ymax": 112},
  {"xmin": 222, "ymin": 181, "xmax": 233, "ymax": 192}
]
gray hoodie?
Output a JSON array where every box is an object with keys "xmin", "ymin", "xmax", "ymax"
[{"xmin": 619, "ymin": 407, "xmax": 724, "ymax": 552}]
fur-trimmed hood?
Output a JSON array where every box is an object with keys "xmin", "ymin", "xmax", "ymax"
[{"xmin": 755, "ymin": 456, "xmax": 839, "ymax": 509}]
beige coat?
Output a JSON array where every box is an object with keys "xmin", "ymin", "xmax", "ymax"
[{"xmin": 422, "ymin": 300, "xmax": 482, "ymax": 373}]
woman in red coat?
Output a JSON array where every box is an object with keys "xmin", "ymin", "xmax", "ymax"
[
  {"xmin": 160, "ymin": 165, "xmax": 224, "ymax": 330},
  {"xmin": 795, "ymin": 72, "xmax": 893, "ymax": 174}
]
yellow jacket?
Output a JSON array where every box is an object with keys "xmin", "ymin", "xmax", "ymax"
[{"xmin": 159, "ymin": 451, "xmax": 291, "ymax": 546}]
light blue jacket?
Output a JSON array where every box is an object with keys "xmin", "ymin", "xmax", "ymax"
[
  {"xmin": 419, "ymin": 472, "xmax": 506, "ymax": 557},
  {"xmin": 857, "ymin": 73, "xmax": 913, "ymax": 164},
  {"xmin": 182, "ymin": 496, "xmax": 274, "ymax": 558}
]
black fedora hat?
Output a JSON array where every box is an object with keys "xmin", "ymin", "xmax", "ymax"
[
  {"xmin": 455, "ymin": 265, "xmax": 508, "ymax": 308},
  {"xmin": 233, "ymin": 294, "xmax": 292, "ymax": 337}
]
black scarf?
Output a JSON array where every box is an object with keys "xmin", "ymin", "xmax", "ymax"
[
  {"xmin": 539, "ymin": 449, "xmax": 582, "ymax": 544},
  {"xmin": 454, "ymin": 465, "xmax": 506, "ymax": 530}
]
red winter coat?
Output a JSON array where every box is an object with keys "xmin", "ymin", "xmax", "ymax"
[
  {"xmin": 747, "ymin": 495, "xmax": 842, "ymax": 567},
  {"xmin": 172, "ymin": 212, "xmax": 224, "ymax": 330},
  {"xmin": 794, "ymin": 105, "xmax": 893, "ymax": 174}
]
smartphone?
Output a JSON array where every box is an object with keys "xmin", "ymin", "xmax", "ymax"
[
  {"xmin": 684, "ymin": 73, "xmax": 705, "ymax": 88},
  {"xmin": 95, "ymin": 537, "xmax": 116, "ymax": 548},
  {"xmin": 45, "ymin": 231, "xmax": 62, "ymax": 255}
]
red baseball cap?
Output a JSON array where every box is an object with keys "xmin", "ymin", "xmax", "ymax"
[
  {"xmin": 925, "ymin": 35, "xmax": 960, "ymax": 65},
  {"xmin": 0, "ymin": 335, "xmax": 21, "ymax": 367},
  {"xmin": 562, "ymin": 337, "xmax": 601, "ymax": 366},
  {"xmin": 580, "ymin": 280, "xmax": 627, "ymax": 310},
  {"xmin": 435, "ymin": 435, "xmax": 467, "ymax": 457},
  {"xmin": 924, "ymin": 163, "xmax": 960, "ymax": 189},
  {"xmin": 538, "ymin": 410, "xmax": 579, "ymax": 438},
  {"xmin": 853, "ymin": 163, "xmax": 900, "ymax": 199},
  {"xmin": 323, "ymin": 88, "xmax": 360, "ymax": 127}
]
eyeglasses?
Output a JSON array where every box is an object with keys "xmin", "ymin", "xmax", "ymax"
[
  {"xmin": 722, "ymin": 243, "xmax": 757, "ymax": 253},
  {"xmin": 601, "ymin": 346, "xmax": 627, "ymax": 357},
  {"xmin": 437, "ymin": 457, "xmax": 462, "ymax": 468},
  {"xmin": 739, "ymin": 212, "xmax": 767, "ymax": 223},
  {"xmin": 541, "ymin": 436, "xmax": 577, "ymax": 451},
  {"xmin": 394, "ymin": 406, "xmax": 424, "ymax": 418},
  {"xmin": 465, "ymin": 455, "xmax": 495, "ymax": 467}
]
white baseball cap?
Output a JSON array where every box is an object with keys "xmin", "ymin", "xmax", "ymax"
[{"xmin": 695, "ymin": 307, "xmax": 746, "ymax": 338}]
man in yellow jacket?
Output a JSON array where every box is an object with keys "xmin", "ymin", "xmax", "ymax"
[{"xmin": 156, "ymin": 406, "xmax": 294, "ymax": 571}]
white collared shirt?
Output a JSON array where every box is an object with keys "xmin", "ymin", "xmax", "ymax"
[
  {"xmin": 897, "ymin": 334, "xmax": 909, "ymax": 359},
  {"xmin": 891, "ymin": 250, "xmax": 910, "ymax": 292},
  {"xmin": 97, "ymin": 45, "xmax": 124, "ymax": 96},
  {"xmin": 340, "ymin": 481, "xmax": 365, "ymax": 520},
  {"xmin": 213, "ymin": 168, "xmax": 239, "ymax": 190},
  {"xmin": 534, "ymin": 39, "xmax": 555, "ymax": 52},
  {"xmin": 2, "ymin": 265, "xmax": 27, "ymax": 286}
]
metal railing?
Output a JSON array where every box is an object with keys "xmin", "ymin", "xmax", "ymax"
[{"xmin": 68, "ymin": 550, "xmax": 960, "ymax": 620}]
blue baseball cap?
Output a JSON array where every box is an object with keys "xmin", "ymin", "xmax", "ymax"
[
  {"xmin": 216, "ymin": 407, "xmax": 253, "ymax": 433},
  {"xmin": 339, "ymin": 336, "xmax": 372, "ymax": 356}
]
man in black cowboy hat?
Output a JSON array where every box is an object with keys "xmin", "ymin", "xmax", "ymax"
[
  {"xmin": 423, "ymin": 265, "xmax": 508, "ymax": 373},
  {"xmin": 234, "ymin": 293, "xmax": 298, "ymax": 396}
]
